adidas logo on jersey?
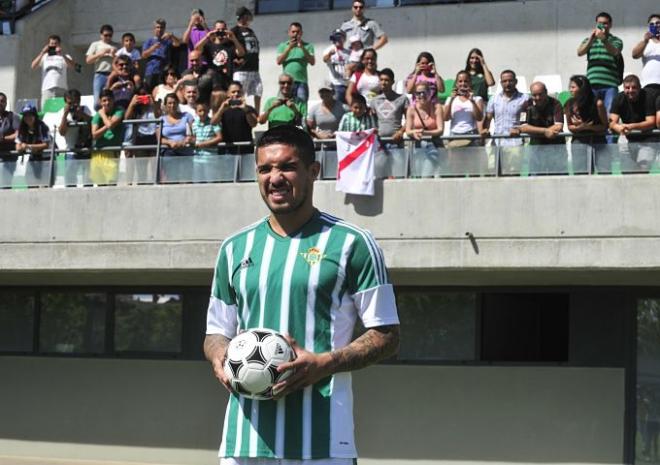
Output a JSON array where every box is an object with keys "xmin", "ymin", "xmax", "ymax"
[{"xmin": 239, "ymin": 258, "xmax": 253, "ymax": 269}]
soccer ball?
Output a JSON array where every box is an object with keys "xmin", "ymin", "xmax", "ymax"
[{"xmin": 223, "ymin": 328, "xmax": 295, "ymax": 400}]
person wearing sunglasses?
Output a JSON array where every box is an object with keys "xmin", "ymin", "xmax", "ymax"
[
  {"xmin": 632, "ymin": 13, "xmax": 660, "ymax": 104},
  {"xmin": 105, "ymin": 55, "xmax": 140, "ymax": 109},
  {"xmin": 258, "ymin": 74, "xmax": 305, "ymax": 129},
  {"xmin": 339, "ymin": 0, "xmax": 388, "ymax": 51}
]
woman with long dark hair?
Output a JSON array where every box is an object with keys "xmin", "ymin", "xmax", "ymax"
[
  {"xmin": 405, "ymin": 51, "xmax": 445, "ymax": 103},
  {"xmin": 564, "ymin": 74, "xmax": 607, "ymax": 144},
  {"xmin": 16, "ymin": 105, "xmax": 51, "ymax": 182},
  {"xmin": 346, "ymin": 48, "xmax": 380, "ymax": 106},
  {"xmin": 464, "ymin": 48, "xmax": 495, "ymax": 102}
]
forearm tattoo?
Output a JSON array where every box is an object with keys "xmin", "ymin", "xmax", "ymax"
[
  {"xmin": 204, "ymin": 334, "xmax": 230, "ymax": 363},
  {"xmin": 329, "ymin": 325, "xmax": 400, "ymax": 373}
]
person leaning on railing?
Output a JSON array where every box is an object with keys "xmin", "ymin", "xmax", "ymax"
[
  {"xmin": 609, "ymin": 74, "xmax": 658, "ymax": 169},
  {"xmin": 519, "ymin": 82, "xmax": 565, "ymax": 145},
  {"xmin": 15, "ymin": 104, "xmax": 50, "ymax": 181},
  {"xmin": 90, "ymin": 89, "xmax": 124, "ymax": 185},
  {"xmin": 306, "ymin": 80, "xmax": 345, "ymax": 140},
  {"xmin": 564, "ymin": 75, "xmax": 608, "ymax": 145}
]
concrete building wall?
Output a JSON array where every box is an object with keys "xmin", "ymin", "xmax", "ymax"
[
  {"xmin": 7, "ymin": 0, "xmax": 658, "ymax": 106},
  {"xmin": 0, "ymin": 356, "xmax": 625, "ymax": 465}
]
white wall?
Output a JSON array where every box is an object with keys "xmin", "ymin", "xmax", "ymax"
[{"xmin": 0, "ymin": 357, "xmax": 625, "ymax": 465}]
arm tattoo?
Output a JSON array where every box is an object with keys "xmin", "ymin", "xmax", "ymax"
[
  {"xmin": 329, "ymin": 325, "xmax": 400, "ymax": 373},
  {"xmin": 203, "ymin": 334, "xmax": 231, "ymax": 363}
]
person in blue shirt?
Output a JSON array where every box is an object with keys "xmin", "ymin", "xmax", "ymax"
[{"xmin": 141, "ymin": 18, "xmax": 181, "ymax": 92}]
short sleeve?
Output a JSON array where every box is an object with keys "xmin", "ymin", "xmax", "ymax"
[
  {"xmin": 212, "ymin": 124, "xmax": 222, "ymax": 134},
  {"xmin": 91, "ymin": 113, "xmax": 101, "ymax": 126},
  {"xmin": 611, "ymin": 36, "xmax": 623, "ymax": 51},
  {"xmin": 369, "ymin": 20, "xmax": 385, "ymax": 39},
  {"xmin": 486, "ymin": 97, "xmax": 495, "ymax": 115},
  {"xmin": 346, "ymin": 231, "xmax": 399, "ymax": 328},
  {"xmin": 346, "ymin": 230, "xmax": 389, "ymax": 295},
  {"xmin": 207, "ymin": 242, "xmax": 239, "ymax": 337},
  {"xmin": 609, "ymin": 94, "xmax": 624, "ymax": 116},
  {"xmin": 276, "ymin": 41, "xmax": 286, "ymax": 54},
  {"xmin": 305, "ymin": 43, "xmax": 315, "ymax": 55},
  {"xmin": 85, "ymin": 42, "xmax": 96, "ymax": 56}
]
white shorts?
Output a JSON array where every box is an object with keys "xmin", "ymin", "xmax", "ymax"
[
  {"xmin": 233, "ymin": 71, "xmax": 263, "ymax": 97},
  {"xmin": 220, "ymin": 458, "xmax": 354, "ymax": 465}
]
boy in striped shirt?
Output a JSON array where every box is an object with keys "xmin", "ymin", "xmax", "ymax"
[
  {"xmin": 338, "ymin": 93, "xmax": 377, "ymax": 132},
  {"xmin": 192, "ymin": 102, "xmax": 222, "ymax": 182},
  {"xmin": 204, "ymin": 125, "xmax": 399, "ymax": 465}
]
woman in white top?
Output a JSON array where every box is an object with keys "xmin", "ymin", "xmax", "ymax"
[
  {"xmin": 632, "ymin": 14, "xmax": 660, "ymax": 102},
  {"xmin": 345, "ymin": 48, "xmax": 380, "ymax": 107},
  {"xmin": 152, "ymin": 65, "xmax": 180, "ymax": 108},
  {"xmin": 443, "ymin": 70, "xmax": 484, "ymax": 145}
]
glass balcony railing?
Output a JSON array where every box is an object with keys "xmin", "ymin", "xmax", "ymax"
[{"xmin": 1, "ymin": 130, "xmax": 659, "ymax": 189}]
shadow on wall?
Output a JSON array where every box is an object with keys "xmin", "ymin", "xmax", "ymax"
[{"xmin": 0, "ymin": 358, "xmax": 625, "ymax": 463}]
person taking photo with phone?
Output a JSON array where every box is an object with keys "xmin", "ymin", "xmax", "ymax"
[
  {"xmin": 258, "ymin": 74, "xmax": 305, "ymax": 129},
  {"xmin": 632, "ymin": 13, "xmax": 660, "ymax": 104},
  {"xmin": 577, "ymin": 11, "xmax": 623, "ymax": 114},
  {"xmin": 31, "ymin": 34, "xmax": 75, "ymax": 109}
]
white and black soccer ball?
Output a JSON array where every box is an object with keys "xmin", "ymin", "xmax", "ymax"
[{"xmin": 223, "ymin": 328, "xmax": 295, "ymax": 400}]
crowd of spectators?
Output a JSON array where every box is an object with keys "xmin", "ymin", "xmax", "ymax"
[{"xmin": 1, "ymin": 2, "xmax": 660, "ymax": 186}]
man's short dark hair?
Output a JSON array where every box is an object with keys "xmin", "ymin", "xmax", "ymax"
[
  {"xmin": 501, "ymin": 69, "xmax": 517, "ymax": 79},
  {"xmin": 648, "ymin": 14, "xmax": 660, "ymax": 23},
  {"xmin": 155, "ymin": 18, "xmax": 167, "ymax": 28},
  {"xmin": 100, "ymin": 24, "xmax": 113, "ymax": 34},
  {"xmin": 65, "ymin": 89, "xmax": 81, "ymax": 100},
  {"xmin": 48, "ymin": 34, "xmax": 61, "ymax": 43},
  {"xmin": 0, "ymin": 92, "xmax": 8, "ymax": 100},
  {"xmin": 354, "ymin": 0, "xmax": 365, "ymax": 6},
  {"xmin": 122, "ymin": 32, "xmax": 135, "ymax": 42},
  {"xmin": 290, "ymin": 22, "xmax": 303, "ymax": 30},
  {"xmin": 256, "ymin": 125, "xmax": 316, "ymax": 167},
  {"xmin": 229, "ymin": 81, "xmax": 243, "ymax": 89},
  {"xmin": 236, "ymin": 6, "xmax": 252, "ymax": 19},
  {"xmin": 623, "ymin": 74, "xmax": 641, "ymax": 86},
  {"xmin": 379, "ymin": 68, "xmax": 394, "ymax": 81},
  {"xmin": 595, "ymin": 12, "xmax": 612, "ymax": 23},
  {"xmin": 99, "ymin": 89, "xmax": 114, "ymax": 100}
]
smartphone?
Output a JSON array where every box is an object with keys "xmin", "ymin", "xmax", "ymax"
[
  {"xmin": 47, "ymin": 46, "xmax": 57, "ymax": 56},
  {"xmin": 650, "ymin": 23, "xmax": 659, "ymax": 37},
  {"xmin": 596, "ymin": 23, "xmax": 605, "ymax": 31},
  {"xmin": 229, "ymin": 99, "xmax": 242, "ymax": 106},
  {"xmin": 136, "ymin": 95, "xmax": 150, "ymax": 105}
]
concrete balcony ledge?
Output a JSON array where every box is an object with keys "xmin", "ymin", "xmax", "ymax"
[{"xmin": 1, "ymin": 176, "xmax": 659, "ymax": 285}]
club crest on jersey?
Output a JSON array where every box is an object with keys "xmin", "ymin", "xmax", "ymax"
[{"xmin": 300, "ymin": 247, "xmax": 326, "ymax": 266}]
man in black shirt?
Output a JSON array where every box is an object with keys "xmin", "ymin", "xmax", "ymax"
[
  {"xmin": 195, "ymin": 20, "xmax": 245, "ymax": 106},
  {"xmin": 609, "ymin": 74, "xmax": 657, "ymax": 168},
  {"xmin": 520, "ymin": 82, "xmax": 565, "ymax": 145},
  {"xmin": 232, "ymin": 7, "xmax": 263, "ymax": 112},
  {"xmin": 212, "ymin": 81, "xmax": 257, "ymax": 154}
]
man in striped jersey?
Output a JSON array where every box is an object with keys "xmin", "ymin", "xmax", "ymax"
[
  {"xmin": 204, "ymin": 124, "xmax": 400, "ymax": 465},
  {"xmin": 577, "ymin": 11, "xmax": 623, "ymax": 114}
]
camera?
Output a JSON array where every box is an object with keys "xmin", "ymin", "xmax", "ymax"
[
  {"xmin": 228, "ymin": 99, "xmax": 242, "ymax": 107},
  {"xmin": 47, "ymin": 46, "xmax": 57, "ymax": 56}
]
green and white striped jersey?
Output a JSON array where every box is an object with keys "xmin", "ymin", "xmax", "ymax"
[{"xmin": 207, "ymin": 210, "xmax": 399, "ymax": 460}]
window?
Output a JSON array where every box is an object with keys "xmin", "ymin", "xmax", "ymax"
[
  {"xmin": 0, "ymin": 291, "xmax": 35, "ymax": 352},
  {"xmin": 39, "ymin": 292, "xmax": 106, "ymax": 354},
  {"xmin": 396, "ymin": 290, "xmax": 477, "ymax": 361},
  {"xmin": 114, "ymin": 294, "xmax": 183, "ymax": 353},
  {"xmin": 636, "ymin": 298, "xmax": 660, "ymax": 464},
  {"xmin": 481, "ymin": 293, "xmax": 569, "ymax": 362}
]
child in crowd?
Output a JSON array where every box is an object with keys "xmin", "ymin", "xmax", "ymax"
[
  {"xmin": 116, "ymin": 33, "xmax": 141, "ymax": 74},
  {"xmin": 346, "ymin": 35, "xmax": 364, "ymax": 77},
  {"xmin": 191, "ymin": 101, "xmax": 222, "ymax": 182},
  {"xmin": 338, "ymin": 93, "xmax": 377, "ymax": 131}
]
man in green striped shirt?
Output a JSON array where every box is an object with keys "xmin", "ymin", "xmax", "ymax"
[
  {"xmin": 204, "ymin": 125, "xmax": 400, "ymax": 465},
  {"xmin": 577, "ymin": 11, "xmax": 623, "ymax": 113}
]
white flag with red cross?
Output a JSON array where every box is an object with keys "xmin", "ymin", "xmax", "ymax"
[{"xmin": 335, "ymin": 129, "xmax": 378, "ymax": 196}]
